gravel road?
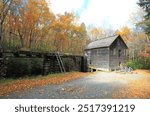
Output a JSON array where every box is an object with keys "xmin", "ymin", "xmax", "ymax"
[{"xmin": 0, "ymin": 72, "xmax": 143, "ymax": 99}]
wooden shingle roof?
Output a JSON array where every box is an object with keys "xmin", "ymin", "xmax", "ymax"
[{"xmin": 85, "ymin": 35, "xmax": 121, "ymax": 50}]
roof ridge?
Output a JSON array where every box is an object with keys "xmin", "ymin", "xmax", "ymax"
[{"xmin": 91, "ymin": 34, "xmax": 119, "ymax": 42}]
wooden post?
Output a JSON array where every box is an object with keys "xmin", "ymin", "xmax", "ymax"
[
  {"xmin": 81, "ymin": 56, "xmax": 88, "ymax": 72},
  {"xmin": 0, "ymin": 50, "xmax": 7, "ymax": 78},
  {"xmin": 108, "ymin": 47, "xmax": 111, "ymax": 71},
  {"xmin": 42, "ymin": 57, "xmax": 46, "ymax": 75},
  {"xmin": 42, "ymin": 56, "xmax": 49, "ymax": 75}
]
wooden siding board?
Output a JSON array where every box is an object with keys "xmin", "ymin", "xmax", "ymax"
[{"xmin": 86, "ymin": 48, "xmax": 109, "ymax": 69}]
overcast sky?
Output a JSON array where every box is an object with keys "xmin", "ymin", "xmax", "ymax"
[{"xmin": 48, "ymin": 0, "xmax": 139, "ymax": 30}]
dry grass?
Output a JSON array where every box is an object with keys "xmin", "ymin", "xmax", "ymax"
[{"xmin": 0, "ymin": 72, "xmax": 88, "ymax": 96}]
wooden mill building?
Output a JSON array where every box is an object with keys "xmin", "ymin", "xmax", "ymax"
[{"xmin": 85, "ymin": 35, "xmax": 128, "ymax": 71}]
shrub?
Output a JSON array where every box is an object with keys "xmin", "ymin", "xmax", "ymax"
[
  {"xmin": 6, "ymin": 58, "xmax": 43, "ymax": 78},
  {"xmin": 127, "ymin": 59, "xmax": 150, "ymax": 70}
]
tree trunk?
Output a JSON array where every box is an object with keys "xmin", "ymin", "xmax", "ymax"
[{"xmin": 0, "ymin": 26, "xmax": 2, "ymax": 44}]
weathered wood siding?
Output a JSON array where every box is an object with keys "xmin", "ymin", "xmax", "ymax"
[
  {"xmin": 86, "ymin": 47, "xmax": 109, "ymax": 70},
  {"xmin": 109, "ymin": 37, "xmax": 127, "ymax": 70},
  {"xmin": 85, "ymin": 36, "xmax": 128, "ymax": 71}
]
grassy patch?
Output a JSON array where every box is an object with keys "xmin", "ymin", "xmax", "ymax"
[
  {"xmin": 0, "ymin": 79, "xmax": 16, "ymax": 85},
  {"xmin": 0, "ymin": 73, "xmax": 69, "ymax": 84}
]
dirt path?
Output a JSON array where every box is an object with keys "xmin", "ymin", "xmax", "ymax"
[{"xmin": 0, "ymin": 70, "xmax": 150, "ymax": 99}]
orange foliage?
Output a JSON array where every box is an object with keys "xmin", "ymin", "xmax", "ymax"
[
  {"xmin": 139, "ymin": 44, "xmax": 150, "ymax": 58},
  {"xmin": 0, "ymin": 72, "xmax": 88, "ymax": 96},
  {"xmin": 116, "ymin": 26, "xmax": 131, "ymax": 42},
  {"xmin": 2, "ymin": 0, "xmax": 87, "ymax": 53}
]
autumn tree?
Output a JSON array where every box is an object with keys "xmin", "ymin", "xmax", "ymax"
[
  {"xmin": 116, "ymin": 26, "xmax": 131, "ymax": 42},
  {"xmin": 138, "ymin": 0, "xmax": 150, "ymax": 36},
  {"xmin": 136, "ymin": 0, "xmax": 150, "ymax": 63},
  {"xmin": 50, "ymin": 12, "xmax": 75, "ymax": 52},
  {"xmin": 0, "ymin": 0, "xmax": 88, "ymax": 55},
  {"xmin": 89, "ymin": 27, "xmax": 101, "ymax": 40},
  {"xmin": 0, "ymin": 0, "xmax": 13, "ymax": 45},
  {"xmin": 50, "ymin": 12, "xmax": 87, "ymax": 54},
  {"xmin": 70, "ymin": 22, "xmax": 88, "ymax": 54},
  {"xmin": 8, "ymin": 0, "xmax": 55, "ymax": 50},
  {"xmin": 88, "ymin": 27, "xmax": 112, "ymax": 41},
  {"xmin": 139, "ymin": 44, "xmax": 150, "ymax": 58}
]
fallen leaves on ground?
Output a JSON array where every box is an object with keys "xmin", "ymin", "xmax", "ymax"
[
  {"xmin": 0, "ymin": 72, "xmax": 88, "ymax": 96},
  {"xmin": 113, "ymin": 70, "xmax": 150, "ymax": 98},
  {"xmin": 62, "ymin": 86, "xmax": 85, "ymax": 94}
]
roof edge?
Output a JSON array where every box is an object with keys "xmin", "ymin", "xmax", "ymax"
[{"xmin": 85, "ymin": 46, "xmax": 109, "ymax": 50}]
